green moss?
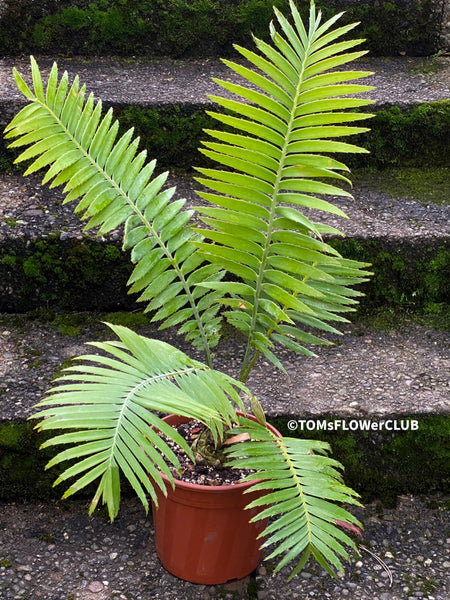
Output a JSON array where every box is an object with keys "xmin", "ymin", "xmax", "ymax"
[
  {"xmin": 403, "ymin": 573, "xmax": 438, "ymax": 596},
  {"xmin": 2, "ymin": 99, "xmax": 448, "ymax": 174},
  {"xmin": 51, "ymin": 313, "xmax": 98, "ymax": 336},
  {"xmin": 103, "ymin": 311, "xmax": 152, "ymax": 329},
  {"xmin": 117, "ymin": 105, "xmax": 217, "ymax": 172},
  {"xmin": 0, "ymin": 0, "xmax": 443, "ymax": 57},
  {"xmin": 354, "ymin": 167, "xmax": 450, "ymax": 206},
  {"xmin": 410, "ymin": 56, "xmax": 448, "ymax": 76},
  {"xmin": 2, "ymin": 217, "xmax": 18, "ymax": 228},
  {"xmin": 329, "ymin": 238, "xmax": 449, "ymax": 316},
  {"xmin": 1, "ymin": 234, "xmax": 448, "ymax": 315},
  {"xmin": 0, "ymin": 422, "xmax": 29, "ymax": 451},
  {"xmin": 323, "ymin": 0, "xmax": 442, "ymax": 56},
  {"xmin": 0, "ymin": 254, "xmax": 20, "ymax": 269},
  {"xmin": 246, "ymin": 578, "xmax": 258, "ymax": 600},
  {"xmin": 1, "ymin": 0, "xmax": 288, "ymax": 57},
  {"xmin": 51, "ymin": 357, "xmax": 82, "ymax": 381},
  {"xmin": 416, "ymin": 303, "xmax": 450, "ymax": 330},
  {"xmin": 0, "ymin": 421, "xmax": 58, "ymax": 500},
  {"xmin": 0, "ymin": 419, "xmax": 104, "ymax": 501},
  {"xmin": 28, "ymin": 360, "xmax": 43, "ymax": 368},
  {"xmin": 356, "ymin": 304, "xmax": 450, "ymax": 332},
  {"xmin": 116, "ymin": 101, "xmax": 450, "ymax": 173},
  {"xmin": 0, "ymin": 234, "xmax": 134, "ymax": 312},
  {"xmin": 2, "ymin": 414, "xmax": 447, "ymax": 504},
  {"xmin": 349, "ymin": 101, "xmax": 450, "ymax": 169},
  {"xmin": 0, "ymin": 559, "xmax": 12, "ymax": 568}
]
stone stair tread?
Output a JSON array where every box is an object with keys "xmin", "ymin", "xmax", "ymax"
[
  {"xmin": 0, "ymin": 55, "xmax": 449, "ymax": 111},
  {"xmin": 0, "ymin": 494, "xmax": 449, "ymax": 599},
  {"xmin": 1, "ymin": 171, "xmax": 448, "ymax": 245},
  {"xmin": 0, "ymin": 313, "xmax": 448, "ymax": 423}
]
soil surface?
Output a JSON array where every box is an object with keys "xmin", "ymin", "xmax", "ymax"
[{"xmin": 157, "ymin": 419, "xmax": 255, "ymax": 486}]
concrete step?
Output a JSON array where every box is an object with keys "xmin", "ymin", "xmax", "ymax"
[
  {"xmin": 0, "ymin": 311, "xmax": 448, "ymax": 503},
  {"xmin": 0, "ymin": 494, "xmax": 449, "ymax": 599},
  {"xmin": 1, "ymin": 312, "xmax": 448, "ymax": 422},
  {"xmin": 0, "ymin": 170, "xmax": 448, "ymax": 312},
  {"xmin": 1, "ymin": 55, "xmax": 449, "ymax": 109},
  {"xmin": 0, "ymin": 56, "xmax": 449, "ymax": 171}
]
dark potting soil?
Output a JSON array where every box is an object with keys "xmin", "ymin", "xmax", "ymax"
[{"xmin": 158, "ymin": 420, "xmax": 256, "ymax": 486}]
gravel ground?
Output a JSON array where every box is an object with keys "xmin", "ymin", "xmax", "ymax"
[{"xmin": 0, "ymin": 495, "xmax": 449, "ymax": 600}]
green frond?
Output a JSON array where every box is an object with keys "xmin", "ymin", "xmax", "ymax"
[
  {"xmin": 5, "ymin": 57, "xmax": 222, "ymax": 362},
  {"xmin": 195, "ymin": 3, "xmax": 374, "ymax": 377},
  {"xmin": 225, "ymin": 417, "xmax": 362, "ymax": 579},
  {"xmin": 31, "ymin": 324, "xmax": 247, "ymax": 521}
]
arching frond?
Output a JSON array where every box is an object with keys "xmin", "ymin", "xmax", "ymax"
[
  {"xmin": 195, "ymin": 0, "xmax": 374, "ymax": 378},
  {"xmin": 31, "ymin": 324, "xmax": 246, "ymax": 521},
  {"xmin": 226, "ymin": 416, "xmax": 362, "ymax": 579},
  {"xmin": 4, "ymin": 58, "xmax": 223, "ymax": 362}
]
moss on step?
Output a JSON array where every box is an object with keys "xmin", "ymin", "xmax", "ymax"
[
  {"xmin": 329, "ymin": 238, "xmax": 450, "ymax": 316},
  {"xmin": 271, "ymin": 415, "xmax": 450, "ymax": 507},
  {"xmin": 2, "ymin": 100, "xmax": 448, "ymax": 174},
  {"xmin": 354, "ymin": 167, "xmax": 450, "ymax": 206},
  {"xmin": 0, "ymin": 232, "xmax": 447, "ymax": 314},
  {"xmin": 117, "ymin": 101, "xmax": 450, "ymax": 173},
  {"xmin": 15, "ymin": 308, "xmax": 152, "ymax": 335},
  {"xmin": 1, "ymin": 414, "xmax": 449, "ymax": 503},
  {"xmin": 0, "ymin": 0, "xmax": 444, "ymax": 57},
  {"xmin": 0, "ymin": 421, "xmax": 61, "ymax": 500},
  {"xmin": 102, "ymin": 310, "xmax": 153, "ymax": 328},
  {"xmin": 349, "ymin": 101, "xmax": 450, "ymax": 170},
  {"xmin": 0, "ymin": 418, "xmax": 131, "ymax": 501},
  {"xmin": 116, "ymin": 105, "xmax": 217, "ymax": 172},
  {"xmin": 355, "ymin": 304, "xmax": 450, "ymax": 332},
  {"xmin": 0, "ymin": 234, "xmax": 134, "ymax": 312}
]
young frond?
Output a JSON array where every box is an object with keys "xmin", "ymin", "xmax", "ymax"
[{"xmin": 195, "ymin": 0, "xmax": 374, "ymax": 377}]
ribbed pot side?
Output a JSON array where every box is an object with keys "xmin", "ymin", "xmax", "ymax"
[{"xmin": 151, "ymin": 413, "xmax": 281, "ymax": 584}]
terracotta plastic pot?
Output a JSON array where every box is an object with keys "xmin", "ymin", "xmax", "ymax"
[{"xmin": 151, "ymin": 413, "xmax": 281, "ymax": 584}]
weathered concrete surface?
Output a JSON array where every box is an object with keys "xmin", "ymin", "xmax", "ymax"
[
  {"xmin": 0, "ymin": 312, "xmax": 448, "ymax": 423},
  {"xmin": 0, "ymin": 55, "xmax": 448, "ymax": 115}
]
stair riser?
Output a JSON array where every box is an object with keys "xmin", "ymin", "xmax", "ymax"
[
  {"xmin": 271, "ymin": 414, "xmax": 450, "ymax": 507},
  {"xmin": 1, "ymin": 414, "xmax": 448, "ymax": 505},
  {"xmin": 0, "ymin": 0, "xmax": 447, "ymax": 58},
  {"xmin": 330, "ymin": 237, "xmax": 450, "ymax": 314},
  {"xmin": 1, "ymin": 101, "xmax": 449, "ymax": 173},
  {"xmin": 0, "ymin": 236, "xmax": 448, "ymax": 313},
  {"xmin": 0, "ymin": 236, "xmax": 134, "ymax": 312}
]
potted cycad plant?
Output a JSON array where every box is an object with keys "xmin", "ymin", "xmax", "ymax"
[{"xmin": 4, "ymin": 0, "xmax": 375, "ymax": 585}]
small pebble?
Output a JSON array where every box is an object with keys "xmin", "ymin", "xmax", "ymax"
[{"xmin": 87, "ymin": 581, "xmax": 104, "ymax": 593}]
